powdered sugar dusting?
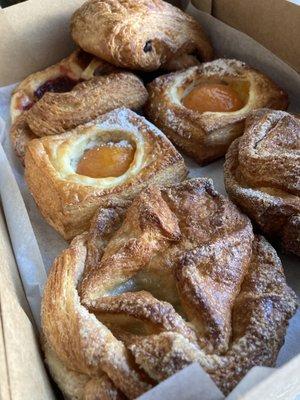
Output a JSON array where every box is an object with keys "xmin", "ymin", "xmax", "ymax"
[{"xmin": 200, "ymin": 59, "xmax": 246, "ymax": 77}]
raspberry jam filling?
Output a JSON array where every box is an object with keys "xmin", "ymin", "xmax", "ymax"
[{"xmin": 34, "ymin": 76, "xmax": 79, "ymax": 100}]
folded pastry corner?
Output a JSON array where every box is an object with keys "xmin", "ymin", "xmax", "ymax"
[
  {"xmin": 70, "ymin": 0, "xmax": 213, "ymax": 71},
  {"xmin": 25, "ymin": 108, "xmax": 187, "ymax": 240},
  {"xmin": 41, "ymin": 178, "xmax": 297, "ymax": 398},
  {"xmin": 145, "ymin": 59, "xmax": 288, "ymax": 165},
  {"xmin": 224, "ymin": 109, "xmax": 300, "ymax": 256}
]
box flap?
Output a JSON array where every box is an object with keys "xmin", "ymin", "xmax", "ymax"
[
  {"xmin": 192, "ymin": 0, "xmax": 300, "ymax": 72},
  {"xmin": 0, "ymin": 0, "xmax": 85, "ymax": 85}
]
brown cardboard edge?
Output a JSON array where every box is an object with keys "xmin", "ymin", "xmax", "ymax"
[
  {"xmin": 211, "ymin": 0, "xmax": 300, "ymax": 73},
  {"xmin": 0, "ymin": 205, "xmax": 31, "ymax": 318},
  {"xmin": 192, "ymin": 0, "xmax": 212, "ymax": 13},
  {"xmin": 0, "ymin": 297, "xmax": 11, "ymax": 400},
  {"xmin": 0, "ymin": 0, "xmax": 84, "ymax": 85}
]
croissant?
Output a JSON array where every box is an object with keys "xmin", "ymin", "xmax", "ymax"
[
  {"xmin": 41, "ymin": 178, "xmax": 297, "ymax": 399},
  {"xmin": 224, "ymin": 109, "xmax": 300, "ymax": 256},
  {"xmin": 70, "ymin": 0, "xmax": 213, "ymax": 71},
  {"xmin": 10, "ymin": 50, "xmax": 147, "ymax": 163},
  {"xmin": 145, "ymin": 59, "xmax": 288, "ymax": 165},
  {"xmin": 25, "ymin": 108, "xmax": 187, "ymax": 240}
]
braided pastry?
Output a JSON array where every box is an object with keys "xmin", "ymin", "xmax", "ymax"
[
  {"xmin": 70, "ymin": 0, "xmax": 213, "ymax": 71},
  {"xmin": 224, "ymin": 109, "xmax": 300, "ymax": 256},
  {"xmin": 42, "ymin": 178, "xmax": 297, "ymax": 398},
  {"xmin": 145, "ymin": 59, "xmax": 288, "ymax": 165},
  {"xmin": 25, "ymin": 108, "xmax": 187, "ymax": 240},
  {"xmin": 10, "ymin": 50, "xmax": 147, "ymax": 163}
]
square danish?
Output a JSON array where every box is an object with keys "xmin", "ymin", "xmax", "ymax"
[
  {"xmin": 146, "ymin": 59, "xmax": 288, "ymax": 165},
  {"xmin": 25, "ymin": 108, "xmax": 187, "ymax": 240}
]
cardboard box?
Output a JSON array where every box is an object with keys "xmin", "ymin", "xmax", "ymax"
[{"xmin": 0, "ymin": 1, "xmax": 299, "ymax": 399}]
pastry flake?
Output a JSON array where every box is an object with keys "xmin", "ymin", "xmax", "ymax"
[
  {"xmin": 70, "ymin": 0, "xmax": 213, "ymax": 71},
  {"xmin": 25, "ymin": 108, "xmax": 187, "ymax": 240},
  {"xmin": 224, "ymin": 109, "xmax": 300, "ymax": 256},
  {"xmin": 42, "ymin": 178, "xmax": 297, "ymax": 398},
  {"xmin": 146, "ymin": 59, "xmax": 289, "ymax": 165}
]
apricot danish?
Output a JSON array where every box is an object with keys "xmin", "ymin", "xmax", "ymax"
[
  {"xmin": 224, "ymin": 109, "xmax": 300, "ymax": 256},
  {"xmin": 146, "ymin": 59, "xmax": 288, "ymax": 165},
  {"xmin": 10, "ymin": 50, "xmax": 147, "ymax": 163},
  {"xmin": 71, "ymin": 0, "xmax": 213, "ymax": 71},
  {"xmin": 42, "ymin": 178, "xmax": 297, "ymax": 399},
  {"xmin": 25, "ymin": 108, "xmax": 187, "ymax": 240}
]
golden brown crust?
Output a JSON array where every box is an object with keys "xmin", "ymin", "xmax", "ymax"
[
  {"xmin": 42, "ymin": 234, "xmax": 150, "ymax": 399},
  {"xmin": 42, "ymin": 178, "xmax": 297, "ymax": 398},
  {"xmin": 10, "ymin": 50, "xmax": 116, "ymax": 163},
  {"xmin": 10, "ymin": 51, "xmax": 148, "ymax": 164},
  {"xmin": 145, "ymin": 59, "xmax": 289, "ymax": 165},
  {"xmin": 26, "ymin": 73, "xmax": 148, "ymax": 137},
  {"xmin": 10, "ymin": 50, "xmax": 103, "ymax": 124},
  {"xmin": 25, "ymin": 108, "xmax": 187, "ymax": 240},
  {"xmin": 224, "ymin": 109, "xmax": 300, "ymax": 256},
  {"xmin": 10, "ymin": 112, "xmax": 37, "ymax": 162},
  {"xmin": 70, "ymin": 0, "xmax": 213, "ymax": 71}
]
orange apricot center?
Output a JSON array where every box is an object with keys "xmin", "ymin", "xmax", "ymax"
[
  {"xmin": 182, "ymin": 83, "xmax": 244, "ymax": 113},
  {"xmin": 76, "ymin": 144, "xmax": 134, "ymax": 178}
]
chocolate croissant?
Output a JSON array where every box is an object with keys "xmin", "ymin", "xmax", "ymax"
[
  {"xmin": 70, "ymin": 0, "xmax": 213, "ymax": 71},
  {"xmin": 41, "ymin": 178, "xmax": 297, "ymax": 398},
  {"xmin": 224, "ymin": 109, "xmax": 300, "ymax": 256},
  {"xmin": 10, "ymin": 50, "xmax": 147, "ymax": 163}
]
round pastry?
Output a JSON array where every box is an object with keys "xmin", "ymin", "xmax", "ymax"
[
  {"xmin": 10, "ymin": 50, "xmax": 148, "ymax": 163},
  {"xmin": 145, "ymin": 59, "xmax": 289, "ymax": 165},
  {"xmin": 70, "ymin": 0, "xmax": 213, "ymax": 71},
  {"xmin": 224, "ymin": 109, "xmax": 300, "ymax": 256},
  {"xmin": 41, "ymin": 178, "xmax": 297, "ymax": 399},
  {"xmin": 25, "ymin": 108, "xmax": 187, "ymax": 240}
]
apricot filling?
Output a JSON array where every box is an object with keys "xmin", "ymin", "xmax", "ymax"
[
  {"xmin": 182, "ymin": 82, "xmax": 245, "ymax": 113},
  {"xmin": 76, "ymin": 143, "xmax": 135, "ymax": 178}
]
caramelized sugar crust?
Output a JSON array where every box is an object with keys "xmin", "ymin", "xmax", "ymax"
[
  {"xmin": 224, "ymin": 109, "xmax": 300, "ymax": 256},
  {"xmin": 42, "ymin": 178, "xmax": 297, "ymax": 398}
]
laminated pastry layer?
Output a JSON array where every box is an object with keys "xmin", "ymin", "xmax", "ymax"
[
  {"xmin": 145, "ymin": 59, "xmax": 288, "ymax": 165},
  {"xmin": 25, "ymin": 108, "xmax": 187, "ymax": 240},
  {"xmin": 42, "ymin": 178, "xmax": 297, "ymax": 398},
  {"xmin": 224, "ymin": 109, "xmax": 300, "ymax": 256},
  {"xmin": 70, "ymin": 0, "xmax": 213, "ymax": 71},
  {"xmin": 10, "ymin": 50, "xmax": 148, "ymax": 163}
]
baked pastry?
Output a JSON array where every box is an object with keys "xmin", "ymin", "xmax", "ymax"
[
  {"xmin": 224, "ymin": 109, "xmax": 300, "ymax": 256},
  {"xmin": 70, "ymin": 0, "xmax": 213, "ymax": 71},
  {"xmin": 145, "ymin": 59, "xmax": 289, "ymax": 165},
  {"xmin": 11, "ymin": 50, "xmax": 109, "ymax": 125},
  {"xmin": 25, "ymin": 108, "xmax": 187, "ymax": 240},
  {"xmin": 41, "ymin": 178, "xmax": 297, "ymax": 399},
  {"xmin": 10, "ymin": 50, "xmax": 148, "ymax": 163}
]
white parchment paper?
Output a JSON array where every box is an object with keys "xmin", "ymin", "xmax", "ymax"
[{"xmin": 0, "ymin": 4, "xmax": 299, "ymax": 399}]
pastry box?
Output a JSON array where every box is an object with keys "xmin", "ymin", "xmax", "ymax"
[{"xmin": 0, "ymin": 0, "xmax": 299, "ymax": 399}]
